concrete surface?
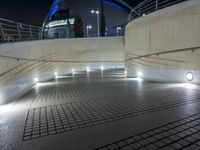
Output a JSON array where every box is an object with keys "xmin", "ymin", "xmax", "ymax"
[
  {"xmin": 0, "ymin": 69, "xmax": 200, "ymax": 150},
  {"xmin": 125, "ymin": 0, "xmax": 200, "ymax": 84},
  {"xmin": 0, "ymin": 37, "xmax": 124, "ymax": 104}
]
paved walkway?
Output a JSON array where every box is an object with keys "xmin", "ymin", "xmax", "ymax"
[{"xmin": 0, "ymin": 69, "xmax": 200, "ymax": 150}]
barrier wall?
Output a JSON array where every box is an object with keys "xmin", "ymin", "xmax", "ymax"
[
  {"xmin": 125, "ymin": 0, "xmax": 200, "ymax": 84},
  {"xmin": 0, "ymin": 37, "xmax": 125, "ymax": 104}
]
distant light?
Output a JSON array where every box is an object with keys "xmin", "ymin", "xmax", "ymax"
[
  {"xmin": 101, "ymin": 66, "xmax": 104, "ymax": 71},
  {"xmin": 143, "ymin": 14, "xmax": 146, "ymax": 16},
  {"xmin": 54, "ymin": 72, "xmax": 58, "ymax": 76},
  {"xmin": 91, "ymin": 10, "xmax": 95, "ymax": 13},
  {"xmin": 87, "ymin": 67, "xmax": 90, "ymax": 72},
  {"xmin": 96, "ymin": 11, "xmax": 99, "ymax": 14},
  {"xmin": 87, "ymin": 25, "xmax": 92, "ymax": 29},
  {"xmin": 137, "ymin": 72, "xmax": 142, "ymax": 78},
  {"xmin": 186, "ymin": 72, "xmax": 194, "ymax": 81},
  {"xmin": 117, "ymin": 27, "xmax": 122, "ymax": 30}
]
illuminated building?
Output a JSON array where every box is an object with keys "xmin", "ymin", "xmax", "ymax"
[{"xmin": 45, "ymin": 9, "xmax": 76, "ymax": 38}]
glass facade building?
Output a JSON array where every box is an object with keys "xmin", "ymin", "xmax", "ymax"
[{"xmin": 45, "ymin": 9, "xmax": 76, "ymax": 39}]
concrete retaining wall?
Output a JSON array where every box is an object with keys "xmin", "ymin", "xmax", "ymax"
[
  {"xmin": 125, "ymin": 0, "xmax": 200, "ymax": 84},
  {"xmin": 0, "ymin": 37, "xmax": 125, "ymax": 104}
]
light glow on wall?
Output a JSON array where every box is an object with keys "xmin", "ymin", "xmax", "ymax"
[
  {"xmin": 87, "ymin": 67, "xmax": 90, "ymax": 72},
  {"xmin": 0, "ymin": 103, "xmax": 16, "ymax": 114},
  {"xmin": 54, "ymin": 72, "xmax": 58, "ymax": 76},
  {"xmin": 124, "ymin": 70, "xmax": 127, "ymax": 76},
  {"xmin": 101, "ymin": 66, "xmax": 104, "ymax": 71},
  {"xmin": 137, "ymin": 72, "xmax": 142, "ymax": 78},
  {"xmin": 34, "ymin": 77, "xmax": 38, "ymax": 83}
]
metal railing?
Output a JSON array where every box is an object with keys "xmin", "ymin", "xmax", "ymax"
[
  {"xmin": 128, "ymin": 0, "xmax": 188, "ymax": 21},
  {"xmin": 125, "ymin": 47, "xmax": 200, "ymax": 62},
  {"xmin": 0, "ymin": 18, "xmax": 41, "ymax": 43}
]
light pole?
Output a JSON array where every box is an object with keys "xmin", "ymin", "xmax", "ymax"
[
  {"xmin": 116, "ymin": 27, "xmax": 122, "ymax": 36},
  {"xmin": 91, "ymin": 10, "xmax": 100, "ymax": 37},
  {"xmin": 86, "ymin": 25, "xmax": 92, "ymax": 37}
]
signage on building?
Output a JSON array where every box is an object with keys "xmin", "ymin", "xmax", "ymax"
[{"xmin": 46, "ymin": 18, "xmax": 75, "ymax": 28}]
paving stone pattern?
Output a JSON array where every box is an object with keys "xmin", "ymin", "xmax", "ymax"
[
  {"xmin": 23, "ymin": 69, "xmax": 200, "ymax": 141},
  {"xmin": 96, "ymin": 113, "xmax": 200, "ymax": 150}
]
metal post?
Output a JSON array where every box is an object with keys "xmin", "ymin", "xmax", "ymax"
[
  {"xmin": 97, "ymin": 12, "xmax": 100, "ymax": 37},
  {"xmin": 139, "ymin": 4, "xmax": 141, "ymax": 16},
  {"xmin": 0, "ymin": 22, "xmax": 5, "ymax": 41},
  {"xmin": 17, "ymin": 23, "xmax": 22, "ymax": 41},
  {"xmin": 156, "ymin": 0, "xmax": 158, "ymax": 10},
  {"xmin": 116, "ymin": 27, "xmax": 122, "ymax": 36},
  {"xmin": 29, "ymin": 25, "xmax": 33, "ymax": 40},
  {"xmin": 86, "ymin": 26, "xmax": 92, "ymax": 37},
  {"xmin": 91, "ymin": 10, "xmax": 100, "ymax": 37},
  {"xmin": 87, "ymin": 27, "xmax": 89, "ymax": 37},
  {"xmin": 128, "ymin": 14, "xmax": 131, "ymax": 22}
]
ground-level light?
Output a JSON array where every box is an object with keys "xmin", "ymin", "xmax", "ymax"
[
  {"xmin": 54, "ymin": 72, "xmax": 58, "ymax": 76},
  {"xmin": 87, "ymin": 67, "xmax": 90, "ymax": 72},
  {"xmin": 124, "ymin": 70, "xmax": 127, "ymax": 76},
  {"xmin": 34, "ymin": 77, "xmax": 38, "ymax": 83},
  {"xmin": 186, "ymin": 72, "xmax": 194, "ymax": 81},
  {"xmin": 101, "ymin": 66, "xmax": 104, "ymax": 71},
  {"xmin": 137, "ymin": 72, "xmax": 142, "ymax": 78}
]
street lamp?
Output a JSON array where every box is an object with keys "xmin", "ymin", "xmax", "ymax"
[
  {"xmin": 91, "ymin": 10, "xmax": 100, "ymax": 37},
  {"xmin": 116, "ymin": 27, "xmax": 122, "ymax": 36},
  {"xmin": 86, "ymin": 25, "xmax": 92, "ymax": 37}
]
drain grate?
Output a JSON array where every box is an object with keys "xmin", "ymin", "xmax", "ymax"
[{"xmin": 95, "ymin": 113, "xmax": 200, "ymax": 150}]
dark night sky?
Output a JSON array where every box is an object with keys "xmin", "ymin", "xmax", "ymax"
[{"xmin": 0, "ymin": 0, "xmax": 140, "ymax": 29}]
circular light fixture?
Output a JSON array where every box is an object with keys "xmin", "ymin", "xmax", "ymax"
[{"xmin": 186, "ymin": 72, "xmax": 194, "ymax": 81}]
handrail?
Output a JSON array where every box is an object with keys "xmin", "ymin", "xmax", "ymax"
[
  {"xmin": 128, "ymin": 0, "xmax": 189, "ymax": 21},
  {"xmin": 0, "ymin": 46, "xmax": 199, "ymax": 63},
  {"xmin": 0, "ymin": 18, "xmax": 41, "ymax": 43},
  {"xmin": 125, "ymin": 47, "xmax": 200, "ymax": 62},
  {"xmin": 0, "ymin": 53, "xmax": 123, "ymax": 63}
]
